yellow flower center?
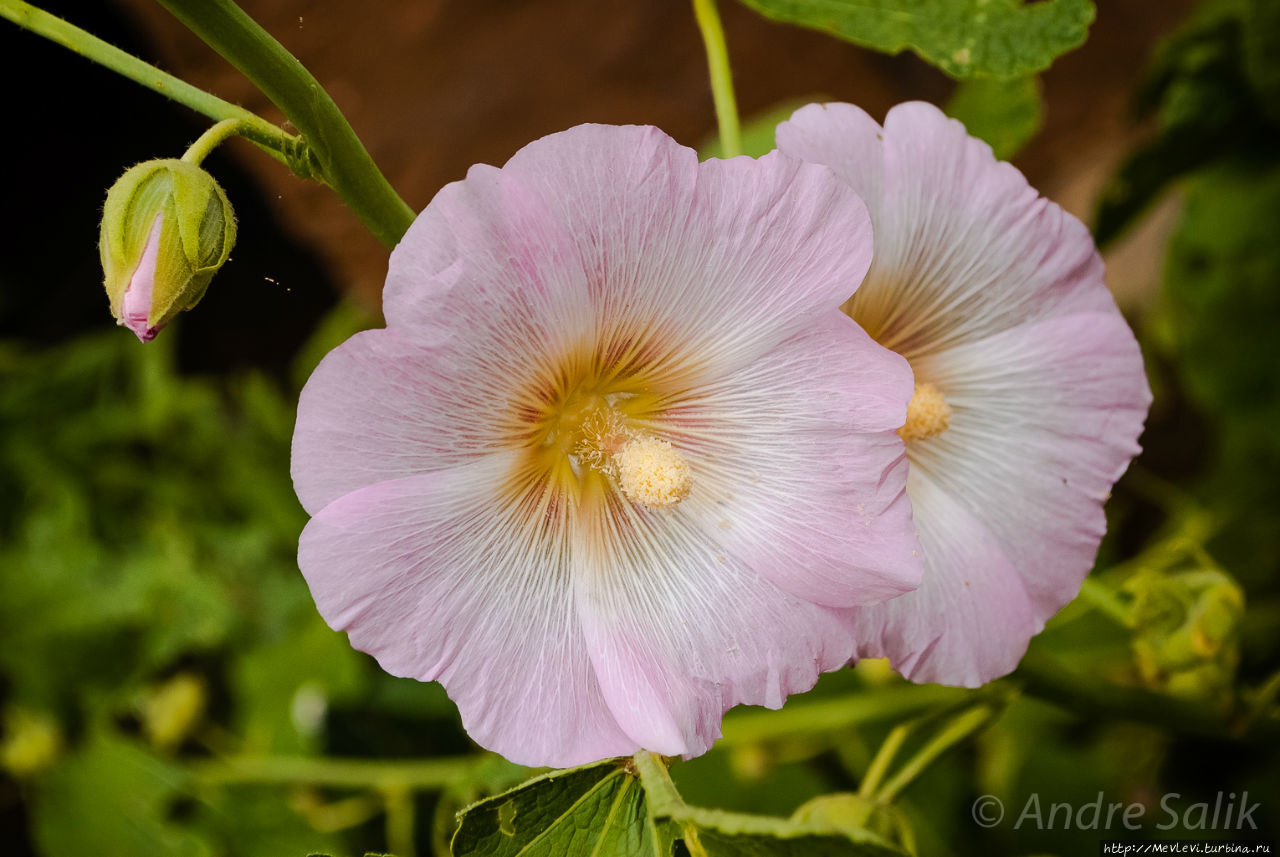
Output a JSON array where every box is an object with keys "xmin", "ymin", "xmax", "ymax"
[
  {"xmin": 898, "ymin": 382, "xmax": 952, "ymax": 443},
  {"xmin": 612, "ymin": 435, "xmax": 692, "ymax": 508},
  {"xmin": 509, "ymin": 343, "xmax": 694, "ymax": 509}
]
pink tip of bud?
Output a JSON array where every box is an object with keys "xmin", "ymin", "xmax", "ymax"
[{"xmin": 119, "ymin": 215, "xmax": 163, "ymax": 343}]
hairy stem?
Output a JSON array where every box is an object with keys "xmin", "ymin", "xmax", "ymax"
[{"xmin": 154, "ymin": 0, "xmax": 415, "ymax": 246}]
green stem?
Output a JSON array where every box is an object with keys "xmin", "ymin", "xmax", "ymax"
[
  {"xmin": 691, "ymin": 0, "xmax": 741, "ymax": 157},
  {"xmin": 873, "ymin": 705, "xmax": 994, "ymax": 803},
  {"xmin": 181, "ymin": 117, "xmax": 250, "ymax": 165},
  {"xmin": 190, "ymin": 754, "xmax": 477, "ymax": 789},
  {"xmin": 719, "ymin": 683, "xmax": 967, "ymax": 746},
  {"xmin": 1245, "ymin": 669, "xmax": 1280, "ymax": 730},
  {"xmin": 383, "ymin": 784, "xmax": 417, "ymax": 857},
  {"xmin": 857, "ymin": 723, "xmax": 911, "ymax": 799},
  {"xmin": 1078, "ymin": 576, "xmax": 1132, "ymax": 626},
  {"xmin": 632, "ymin": 751, "xmax": 684, "ymax": 817},
  {"xmin": 1016, "ymin": 647, "xmax": 1280, "ymax": 744},
  {"xmin": 0, "ymin": 0, "xmax": 309, "ymax": 174},
  {"xmin": 154, "ymin": 0, "xmax": 415, "ymax": 247}
]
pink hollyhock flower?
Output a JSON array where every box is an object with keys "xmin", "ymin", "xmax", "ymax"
[
  {"xmin": 777, "ymin": 102, "xmax": 1152, "ymax": 687},
  {"xmin": 291, "ymin": 124, "xmax": 924, "ymax": 767}
]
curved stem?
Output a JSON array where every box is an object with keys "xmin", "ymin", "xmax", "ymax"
[
  {"xmin": 154, "ymin": 0, "xmax": 415, "ymax": 247},
  {"xmin": 691, "ymin": 0, "xmax": 741, "ymax": 157},
  {"xmin": 857, "ymin": 723, "xmax": 911, "ymax": 799},
  {"xmin": 181, "ymin": 117, "xmax": 251, "ymax": 165},
  {"xmin": 874, "ymin": 705, "xmax": 994, "ymax": 803},
  {"xmin": 1078, "ymin": 576, "xmax": 1133, "ymax": 626},
  {"xmin": 0, "ymin": 0, "xmax": 308, "ymax": 173}
]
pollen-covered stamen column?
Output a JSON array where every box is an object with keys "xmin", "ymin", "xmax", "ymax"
[
  {"xmin": 570, "ymin": 405, "xmax": 693, "ymax": 509},
  {"xmin": 898, "ymin": 382, "xmax": 952, "ymax": 443}
]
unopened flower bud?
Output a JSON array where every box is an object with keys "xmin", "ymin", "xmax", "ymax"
[
  {"xmin": 1125, "ymin": 567, "xmax": 1244, "ymax": 702},
  {"xmin": 99, "ymin": 158, "xmax": 236, "ymax": 342}
]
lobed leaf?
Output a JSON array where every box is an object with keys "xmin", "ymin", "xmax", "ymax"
[{"xmin": 734, "ymin": 0, "xmax": 1094, "ymax": 79}]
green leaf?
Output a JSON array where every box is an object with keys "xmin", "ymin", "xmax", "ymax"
[
  {"xmin": 734, "ymin": 0, "xmax": 1094, "ymax": 79},
  {"xmin": 674, "ymin": 805, "xmax": 908, "ymax": 857},
  {"xmin": 1093, "ymin": 3, "xmax": 1270, "ymax": 246},
  {"xmin": 636, "ymin": 753, "xmax": 908, "ymax": 857},
  {"xmin": 451, "ymin": 759, "xmax": 670, "ymax": 857},
  {"xmin": 1164, "ymin": 162, "xmax": 1280, "ymax": 427},
  {"xmin": 945, "ymin": 76, "xmax": 1043, "ymax": 160},
  {"xmin": 30, "ymin": 728, "xmax": 214, "ymax": 857},
  {"xmin": 1242, "ymin": 0, "xmax": 1280, "ymax": 125},
  {"xmin": 231, "ymin": 616, "xmax": 368, "ymax": 754}
]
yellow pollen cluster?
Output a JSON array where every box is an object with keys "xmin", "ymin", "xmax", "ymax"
[
  {"xmin": 898, "ymin": 382, "xmax": 952, "ymax": 443},
  {"xmin": 612, "ymin": 436, "xmax": 693, "ymax": 509}
]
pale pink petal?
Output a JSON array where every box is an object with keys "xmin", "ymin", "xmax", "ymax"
[
  {"xmin": 120, "ymin": 214, "xmax": 163, "ymax": 343},
  {"xmin": 849, "ymin": 467, "xmax": 1035, "ymax": 686},
  {"xmin": 385, "ymin": 124, "xmax": 876, "ymax": 384},
  {"xmin": 777, "ymin": 101, "xmax": 1115, "ymax": 359},
  {"xmin": 909, "ymin": 311, "xmax": 1150, "ymax": 626},
  {"xmin": 661, "ymin": 313, "xmax": 922, "ymax": 608},
  {"xmin": 292, "ymin": 328, "xmax": 520, "ymax": 515},
  {"xmin": 572, "ymin": 490, "xmax": 858, "ymax": 756},
  {"xmin": 298, "ymin": 454, "xmax": 636, "ymax": 767},
  {"xmin": 775, "ymin": 102, "xmax": 884, "ymax": 211}
]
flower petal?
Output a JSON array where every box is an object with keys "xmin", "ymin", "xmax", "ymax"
[
  {"xmin": 297, "ymin": 454, "xmax": 637, "ymax": 767},
  {"xmin": 848, "ymin": 466, "xmax": 1035, "ymax": 686},
  {"xmin": 909, "ymin": 311, "xmax": 1150, "ymax": 626},
  {"xmin": 774, "ymin": 102, "xmax": 884, "ymax": 213},
  {"xmin": 662, "ymin": 312, "xmax": 923, "ymax": 607},
  {"xmin": 572, "ymin": 490, "xmax": 857, "ymax": 756},
  {"xmin": 292, "ymin": 328, "xmax": 523, "ymax": 514},
  {"xmin": 778, "ymin": 101, "xmax": 1115, "ymax": 359},
  {"xmin": 386, "ymin": 124, "xmax": 876, "ymax": 384}
]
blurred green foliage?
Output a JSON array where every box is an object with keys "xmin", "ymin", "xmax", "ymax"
[{"xmin": 3, "ymin": 1, "xmax": 1280, "ymax": 855}]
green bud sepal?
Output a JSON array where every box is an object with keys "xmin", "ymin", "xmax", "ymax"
[{"xmin": 99, "ymin": 158, "xmax": 236, "ymax": 342}]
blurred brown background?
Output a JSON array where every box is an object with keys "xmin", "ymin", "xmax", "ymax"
[
  {"xmin": 111, "ymin": 0, "xmax": 1197, "ymax": 311},
  {"xmin": 2, "ymin": 0, "xmax": 1199, "ymax": 367}
]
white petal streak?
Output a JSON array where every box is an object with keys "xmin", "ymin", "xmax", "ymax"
[
  {"xmin": 865, "ymin": 103, "xmax": 1114, "ymax": 357},
  {"xmin": 297, "ymin": 454, "xmax": 636, "ymax": 767},
  {"xmin": 910, "ymin": 311, "xmax": 1151, "ymax": 622}
]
